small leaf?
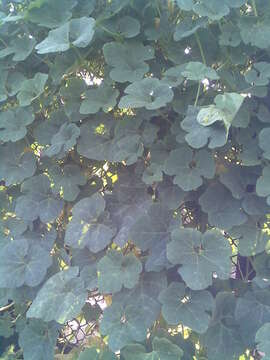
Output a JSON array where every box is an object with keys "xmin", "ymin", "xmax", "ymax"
[
  {"xmin": 80, "ymin": 83, "xmax": 119, "ymax": 114},
  {"xmin": 164, "ymin": 147, "xmax": 215, "ymax": 191},
  {"xmin": 49, "ymin": 164, "xmax": 87, "ymax": 201},
  {"xmin": 119, "ymin": 78, "xmax": 174, "ymax": 110},
  {"xmin": 0, "ymin": 107, "xmax": 34, "ymax": 142},
  {"xmin": 181, "ymin": 106, "xmax": 227, "ymax": 149},
  {"xmin": 0, "ymin": 238, "xmax": 52, "ymax": 288},
  {"xmin": 26, "ymin": 0, "xmax": 76, "ymax": 28},
  {"xmin": 18, "ymin": 319, "xmax": 59, "ymax": 360},
  {"xmin": 98, "ymin": 249, "xmax": 142, "ymax": 294},
  {"xmin": 65, "ymin": 193, "xmax": 116, "ymax": 252},
  {"xmin": 17, "ymin": 73, "xmax": 48, "ymax": 106},
  {"xmin": 182, "ymin": 62, "xmax": 219, "ymax": 81},
  {"xmin": 193, "ymin": 0, "xmax": 230, "ymax": 20},
  {"xmin": 104, "ymin": 16, "xmax": 140, "ymax": 38},
  {"xmin": 259, "ymin": 127, "xmax": 270, "ymax": 160},
  {"xmin": 0, "ymin": 141, "xmax": 36, "ymax": 186},
  {"xmin": 15, "ymin": 174, "xmax": 63, "ymax": 223},
  {"xmin": 35, "ymin": 17, "xmax": 95, "ymax": 54},
  {"xmin": 199, "ymin": 182, "xmax": 248, "ymax": 229},
  {"xmin": 103, "ymin": 41, "xmax": 154, "ymax": 83},
  {"xmin": 167, "ymin": 229, "xmax": 232, "ymax": 290},
  {"xmin": 174, "ymin": 17, "xmax": 206, "ymax": 41},
  {"xmin": 42, "ymin": 122, "xmax": 80, "ymax": 158},
  {"xmin": 159, "ymin": 282, "xmax": 214, "ymax": 333}
]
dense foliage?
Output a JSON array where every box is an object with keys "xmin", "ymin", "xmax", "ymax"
[{"xmin": 1, "ymin": 0, "xmax": 270, "ymax": 359}]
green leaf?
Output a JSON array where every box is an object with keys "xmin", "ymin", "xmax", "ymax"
[
  {"xmin": 0, "ymin": 238, "xmax": 52, "ymax": 288},
  {"xmin": 159, "ymin": 282, "xmax": 214, "ymax": 333},
  {"xmin": 26, "ymin": 0, "xmax": 77, "ymax": 28},
  {"xmin": 193, "ymin": 0, "xmax": 230, "ymax": 20},
  {"xmin": 199, "ymin": 182, "xmax": 248, "ymax": 229},
  {"xmin": 202, "ymin": 292, "xmax": 245, "ymax": 360},
  {"xmin": 119, "ymin": 78, "xmax": 174, "ymax": 110},
  {"xmin": 197, "ymin": 93, "xmax": 244, "ymax": 139},
  {"xmin": 0, "ymin": 107, "xmax": 35, "ymax": 142},
  {"xmin": 69, "ymin": 17, "xmax": 96, "ymax": 48},
  {"xmin": 176, "ymin": 0, "xmax": 194, "ymax": 11},
  {"xmin": 100, "ymin": 300, "xmax": 147, "ymax": 351},
  {"xmin": 103, "ymin": 41, "xmax": 154, "ymax": 83},
  {"xmin": 256, "ymin": 323, "xmax": 270, "ymax": 358},
  {"xmin": 35, "ymin": 17, "xmax": 95, "ymax": 54},
  {"xmin": 49, "ymin": 164, "xmax": 87, "ymax": 201},
  {"xmin": 0, "ymin": 313, "xmax": 14, "ymax": 338},
  {"xmin": 220, "ymin": 165, "xmax": 258, "ymax": 200},
  {"xmin": 239, "ymin": 17, "xmax": 270, "ymax": 49},
  {"xmin": 74, "ymin": 0, "xmax": 96, "ymax": 17},
  {"xmin": 219, "ymin": 24, "xmax": 241, "ymax": 47},
  {"xmin": 18, "ymin": 319, "xmax": 59, "ymax": 360},
  {"xmin": 174, "ymin": 18, "xmax": 206, "ymax": 42},
  {"xmin": 36, "ymin": 23, "xmax": 70, "ymax": 54},
  {"xmin": 100, "ymin": 291, "xmax": 159, "ymax": 351},
  {"xmin": 15, "ymin": 174, "xmax": 63, "ymax": 223},
  {"xmin": 122, "ymin": 337, "xmax": 184, "ymax": 360},
  {"xmin": 6, "ymin": 71, "xmax": 26, "ymax": 97},
  {"xmin": 235, "ymin": 289, "xmax": 270, "ymax": 345},
  {"xmin": 27, "ymin": 267, "xmax": 87, "ymax": 324},
  {"xmin": 230, "ymin": 221, "xmax": 270, "ymax": 256},
  {"xmin": 161, "ymin": 65, "xmax": 185, "ymax": 87},
  {"xmin": 0, "ymin": 141, "xmax": 36, "ymax": 186},
  {"xmin": 122, "ymin": 344, "xmax": 157, "ymax": 360},
  {"xmin": 152, "ymin": 337, "xmax": 184, "ymax": 360},
  {"xmin": 103, "ymin": 16, "xmax": 140, "ymax": 38},
  {"xmin": 61, "ymin": 83, "xmax": 86, "ymax": 120},
  {"xmin": 181, "ymin": 62, "xmax": 219, "ymax": 81},
  {"xmin": 224, "ymin": 0, "xmax": 245, "ymax": 7},
  {"xmin": 0, "ymin": 35, "xmax": 36, "ymax": 61},
  {"xmin": 167, "ymin": 229, "xmax": 232, "ymax": 290},
  {"xmin": 42, "ymin": 122, "xmax": 80, "ymax": 158},
  {"xmin": 65, "ymin": 193, "xmax": 116, "ymax": 252},
  {"xmin": 181, "ymin": 106, "xmax": 227, "ymax": 149},
  {"xmin": 77, "ymin": 117, "xmax": 143, "ymax": 164},
  {"xmin": 17, "ymin": 73, "xmax": 48, "ymax": 106},
  {"xmin": 129, "ymin": 203, "xmax": 171, "ymax": 251},
  {"xmin": 0, "ymin": 69, "xmax": 8, "ymax": 102},
  {"xmin": 33, "ymin": 110, "xmax": 66, "ymax": 145},
  {"xmin": 156, "ymin": 179, "xmax": 186, "ymax": 210},
  {"xmin": 80, "ymin": 263, "xmax": 97, "ymax": 291},
  {"xmin": 256, "ymin": 165, "xmax": 270, "ymax": 205},
  {"xmin": 78, "ymin": 347, "xmax": 117, "ymax": 360},
  {"xmin": 0, "ymin": 288, "xmax": 11, "ymax": 307},
  {"xmin": 164, "ymin": 147, "xmax": 215, "ymax": 191},
  {"xmin": 245, "ymin": 62, "xmax": 270, "ymax": 86},
  {"xmin": 259, "ymin": 127, "xmax": 270, "ymax": 160},
  {"xmin": 97, "ymin": 249, "xmax": 142, "ymax": 294},
  {"xmin": 80, "ymin": 83, "xmax": 119, "ymax": 114}
]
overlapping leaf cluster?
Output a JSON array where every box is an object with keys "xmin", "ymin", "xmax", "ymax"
[{"xmin": 1, "ymin": 0, "xmax": 270, "ymax": 359}]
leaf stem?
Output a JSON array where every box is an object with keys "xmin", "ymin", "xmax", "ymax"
[
  {"xmin": 195, "ymin": 32, "xmax": 206, "ymax": 65},
  {"xmin": 0, "ymin": 36, "xmax": 8, "ymax": 47},
  {"xmin": 251, "ymin": 0, "xmax": 258, "ymax": 16},
  {"xmin": 194, "ymin": 81, "xmax": 201, "ymax": 107},
  {"xmin": 98, "ymin": 25, "xmax": 121, "ymax": 40}
]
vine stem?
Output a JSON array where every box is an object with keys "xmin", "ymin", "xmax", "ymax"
[
  {"xmin": 251, "ymin": 0, "xmax": 258, "ymax": 16},
  {"xmin": 194, "ymin": 81, "xmax": 201, "ymax": 107},
  {"xmin": 195, "ymin": 32, "xmax": 206, "ymax": 65},
  {"xmin": 0, "ymin": 302, "xmax": 14, "ymax": 313}
]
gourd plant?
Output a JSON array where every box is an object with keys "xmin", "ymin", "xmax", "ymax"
[{"xmin": 1, "ymin": 0, "xmax": 270, "ymax": 359}]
